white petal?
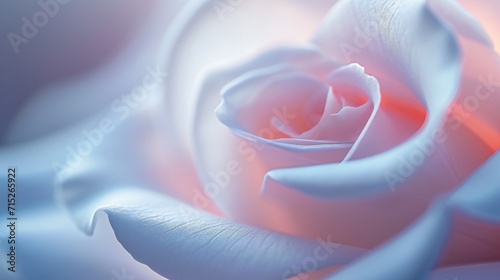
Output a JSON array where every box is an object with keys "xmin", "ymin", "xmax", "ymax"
[
  {"xmin": 450, "ymin": 151, "xmax": 500, "ymax": 222},
  {"xmin": 322, "ymin": 151, "xmax": 500, "ymax": 279},
  {"xmin": 56, "ymin": 187, "xmax": 365, "ymax": 280},
  {"xmin": 428, "ymin": 263, "xmax": 500, "ymax": 280},
  {"xmin": 427, "ymin": 0, "xmax": 492, "ymax": 46},
  {"xmin": 324, "ymin": 202, "xmax": 452, "ymax": 280}
]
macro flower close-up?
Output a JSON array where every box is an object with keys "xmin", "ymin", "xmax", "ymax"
[{"xmin": 1, "ymin": 0, "xmax": 500, "ymax": 279}]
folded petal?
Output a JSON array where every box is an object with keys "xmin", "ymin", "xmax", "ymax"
[
  {"xmin": 50, "ymin": 107, "xmax": 221, "ymax": 216},
  {"xmin": 428, "ymin": 0, "xmax": 500, "ymax": 149},
  {"xmin": 452, "ymin": 34, "xmax": 500, "ymax": 151},
  {"xmin": 427, "ymin": 263, "xmax": 500, "ymax": 280},
  {"xmin": 323, "ymin": 151, "xmax": 500, "ymax": 279},
  {"xmin": 324, "ymin": 201, "xmax": 452, "ymax": 280},
  {"xmin": 427, "ymin": 0, "xmax": 492, "ymax": 47},
  {"xmin": 56, "ymin": 186, "xmax": 365, "ymax": 280},
  {"xmin": 450, "ymin": 151, "xmax": 500, "ymax": 222}
]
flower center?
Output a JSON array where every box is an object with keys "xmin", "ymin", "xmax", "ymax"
[{"xmin": 216, "ymin": 64, "xmax": 377, "ymax": 146}]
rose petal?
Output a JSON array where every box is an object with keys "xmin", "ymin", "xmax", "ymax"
[
  {"xmin": 216, "ymin": 66, "xmax": 332, "ymax": 139},
  {"xmin": 47, "ymin": 108, "xmax": 221, "ymax": 216},
  {"xmin": 428, "ymin": 263, "xmax": 500, "ymax": 280},
  {"xmin": 426, "ymin": 1, "xmax": 500, "ymax": 149},
  {"xmin": 452, "ymin": 36, "xmax": 500, "ymax": 151},
  {"xmin": 427, "ymin": 0, "xmax": 492, "ymax": 47},
  {"xmin": 324, "ymin": 151, "xmax": 500, "ymax": 279},
  {"xmin": 55, "ymin": 186, "xmax": 365, "ymax": 280},
  {"xmin": 324, "ymin": 201, "xmax": 452, "ymax": 280},
  {"xmin": 450, "ymin": 151, "xmax": 500, "ymax": 222}
]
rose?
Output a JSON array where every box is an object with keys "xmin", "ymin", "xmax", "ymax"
[
  {"xmin": 2, "ymin": 0, "xmax": 500, "ymax": 280},
  {"xmin": 178, "ymin": 0, "xmax": 500, "ymax": 277},
  {"xmin": 149, "ymin": 2, "xmax": 497, "ymax": 276}
]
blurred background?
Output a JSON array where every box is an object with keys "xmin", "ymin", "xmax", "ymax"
[{"xmin": 0, "ymin": 0, "xmax": 183, "ymax": 144}]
